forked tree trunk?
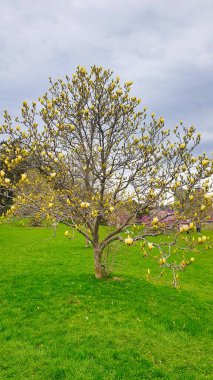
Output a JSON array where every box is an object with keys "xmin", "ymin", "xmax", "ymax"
[{"xmin": 94, "ymin": 245, "xmax": 106, "ymax": 279}]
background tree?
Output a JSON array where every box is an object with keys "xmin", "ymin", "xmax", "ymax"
[
  {"xmin": 0, "ymin": 138, "xmax": 41, "ymax": 214},
  {"xmin": 1, "ymin": 65, "xmax": 212, "ymax": 284}
]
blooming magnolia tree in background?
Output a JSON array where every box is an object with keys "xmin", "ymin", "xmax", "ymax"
[{"xmin": 0, "ymin": 65, "xmax": 212, "ymax": 285}]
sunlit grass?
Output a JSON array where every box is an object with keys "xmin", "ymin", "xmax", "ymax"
[{"xmin": 0, "ymin": 223, "xmax": 212, "ymax": 379}]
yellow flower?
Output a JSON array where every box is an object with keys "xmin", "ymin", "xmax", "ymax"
[
  {"xmin": 181, "ymin": 224, "xmax": 189, "ymax": 232},
  {"xmin": 50, "ymin": 172, "xmax": 56, "ymax": 178},
  {"xmin": 124, "ymin": 235, "xmax": 133, "ymax": 245},
  {"xmin": 81, "ymin": 202, "xmax": 90, "ymax": 208},
  {"xmin": 201, "ymin": 235, "xmax": 207, "ymax": 242},
  {"xmin": 65, "ymin": 230, "xmax": 69, "ymax": 237},
  {"xmin": 5, "ymin": 178, "xmax": 11, "ymax": 184},
  {"xmin": 159, "ymin": 258, "xmax": 166, "ymax": 265},
  {"xmin": 200, "ymin": 205, "xmax": 206, "ymax": 211},
  {"xmin": 179, "ymin": 143, "xmax": 186, "ymax": 149},
  {"xmin": 98, "ymin": 146, "xmax": 103, "ymax": 152},
  {"xmin": 148, "ymin": 242, "xmax": 153, "ymax": 250},
  {"xmin": 190, "ymin": 257, "xmax": 195, "ymax": 262},
  {"xmin": 109, "ymin": 206, "xmax": 114, "ymax": 212},
  {"xmin": 48, "ymin": 203, "xmax": 53, "ymax": 208},
  {"xmin": 58, "ymin": 153, "xmax": 64, "ymax": 159},
  {"xmin": 21, "ymin": 173, "xmax": 27, "ymax": 181},
  {"xmin": 70, "ymin": 124, "xmax": 75, "ymax": 131},
  {"xmin": 0, "ymin": 170, "xmax": 5, "ymax": 177},
  {"xmin": 152, "ymin": 216, "xmax": 158, "ymax": 224},
  {"xmin": 202, "ymin": 159, "xmax": 209, "ymax": 166},
  {"xmin": 189, "ymin": 195, "xmax": 194, "ymax": 201}
]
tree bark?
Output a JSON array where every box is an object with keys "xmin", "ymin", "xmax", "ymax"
[{"xmin": 94, "ymin": 245, "xmax": 106, "ymax": 279}]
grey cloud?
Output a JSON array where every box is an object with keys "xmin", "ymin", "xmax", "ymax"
[{"xmin": 0, "ymin": 0, "xmax": 212, "ymax": 154}]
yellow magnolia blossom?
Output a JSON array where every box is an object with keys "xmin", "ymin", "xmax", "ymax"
[
  {"xmin": 152, "ymin": 216, "xmax": 158, "ymax": 224},
  {"xmin": 197, "ymin": 236, "xmax": 207, "ymax": 244},
  {"xmin": 202, "ymin": 159, "xmax": 209, "ymax": 166},
  {"xmin": 65, "ymin": 230, "xmax": 69, "ymax": 237},
  {"xmin": 179, "ymin": 143, "xmax": 186, "ymax": 149},
  {"xmin": 21, "ymin": 173, "xmax": 27, "ymax": 181},
  {"xmin": 80, "ymin": 202, "xmax": 90, "ymax": 208},
  {"xmin": 0, "ymin": 170, "xmax": 5, "ymax": 177},
  {"xmin": 180, "ymin": 224, "xmax": 189, "ymax": 233},
  {"xmin": 159, "ymin": 258, "xmax": 166, "ymax": 265},
  {"xmin": 200, "ymin": 205, "xmax": 206, "ymax": 211},
  {"xmin": 124, "ymin": 235, "xmax": 133, "ymax": 245},
  {"xmin": 148, "ymin": 242, "xmax": 153, "ymax": 250},
  {"xmin": 50, "ymin": 172, "xmax": 56, "ymax": 178}
]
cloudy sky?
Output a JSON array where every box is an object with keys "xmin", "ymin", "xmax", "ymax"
[{"xmin": 0, "ymin": 0, "xmax": 212, "ymax": 154}]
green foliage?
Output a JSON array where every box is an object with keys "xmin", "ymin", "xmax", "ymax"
[{"xmin": 0, "ymin": 223, "xmax": 212, "ymax": 379}]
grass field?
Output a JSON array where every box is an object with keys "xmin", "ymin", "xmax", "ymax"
[{"xmin": 0, "ymin": 223, "xmax": 212, "ymax": 380}]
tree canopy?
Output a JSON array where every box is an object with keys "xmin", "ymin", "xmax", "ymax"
[{"xmin": 0, "ymin": 65, "xmax": 212, "ymax": 285}]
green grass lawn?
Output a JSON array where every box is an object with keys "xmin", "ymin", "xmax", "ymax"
[{"xmin": 0, "ymin": 223, "xmax": 212, "ymax": 380}]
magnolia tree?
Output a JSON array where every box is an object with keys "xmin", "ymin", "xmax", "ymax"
[{"xmin": 0, "ymin": 65, "xmax": 212, "ymax": 285}]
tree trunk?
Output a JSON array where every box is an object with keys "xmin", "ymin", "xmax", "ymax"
[{"xmin": 94, "ymin": 245, "xmax": 106, "ymax": 279}]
